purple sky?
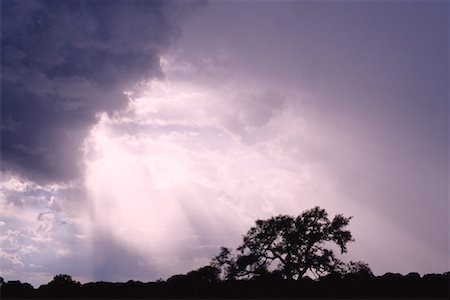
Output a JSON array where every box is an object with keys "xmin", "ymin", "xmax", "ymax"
[{"xmin": 1, "ymin": 0, "xmax": 448, "ymax": 286}]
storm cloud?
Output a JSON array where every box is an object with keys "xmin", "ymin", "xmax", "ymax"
[
  {"xmin": 1, "ymin": 0, "xmax": 448, "ymax": 286},
  {"xmin": 1, "ymin": 0, "xmax": 190, "ymax": 183}
]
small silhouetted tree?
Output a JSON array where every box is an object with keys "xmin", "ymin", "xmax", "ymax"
[
  {"xmin": 46, "ymin": 274, "xmax": 80, "ymax": 287},
  {"xmin": 186, "ymin": 265, "xmax": 221, "ymax": 283},
  {"xmin": 337, "ymin": 260, "xmax": 373, "ymax": 280},
  {"xmin": 212, "ymin": 206, "xmax": 354, "ymax": 280},
  {"xmin": 38, "ymin": 274, "xmax": 81, "ymax": 298}
]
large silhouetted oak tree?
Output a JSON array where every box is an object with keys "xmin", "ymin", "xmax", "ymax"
[{"xmin": 212, "ymin": 206, "xmax": 354, "ymax": 280}]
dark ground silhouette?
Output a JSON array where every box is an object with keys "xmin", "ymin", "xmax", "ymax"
[{"xmin": 1, "ymin": 272, "xmax": 449, "ymax": 299}]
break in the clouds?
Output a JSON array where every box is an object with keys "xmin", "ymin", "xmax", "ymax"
[{"xmin": 1, "ymin": 0, "xmax": 448, "ymax": 286}]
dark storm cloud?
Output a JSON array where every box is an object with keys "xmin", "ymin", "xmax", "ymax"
[{"xmin": 1, "ymin": 0, "xmax": 189, "ymax": 183}]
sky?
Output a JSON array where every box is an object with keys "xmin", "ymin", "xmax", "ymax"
[{"xmin": 1, "ymin": 0, "xmax": 449, "ymax": 287}]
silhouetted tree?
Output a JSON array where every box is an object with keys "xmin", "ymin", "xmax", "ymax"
[
  {"xmin": 211, "ymin": 246, "xmax": 239, "ymax": 280},
  {"xmin": 38, "ymin": 274, "xmax": 81, "ymax": 298},
  {"xmin": 212, "ymin": 206, "xmax": 354, "ymax": 280},
  {"xmin": 337, "ymin": 260, "xmax": 373, "ymax": 279},
  {"xmin": 46, "ymin": 274, "xmax": 81, "ymax": 288},
  {"xmin": 166, "ymin": 274, "xmax": 188, "ymax": 285},
  {"xmin": 186, "ymin": 265, "xmax": 221, "ymax": 283},
  {"xmin": 405, "ymin": 272, "xmax": 421, "ymax": 280}
]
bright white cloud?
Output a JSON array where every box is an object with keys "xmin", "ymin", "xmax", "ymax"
[{"xmin": 80, "ymin": 73, "xmax": 345, "ymax": 281}]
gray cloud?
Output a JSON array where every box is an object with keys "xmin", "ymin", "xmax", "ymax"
[
  {"xmin": 0, "ymin": 174, "xmax": 156, "ymax": 285},
  {"xmin": 92, "ymin": 231, "xmax": 156, "ymax": 282},
  {"xmin": 0, "ymin": 208, "xmax": 90, "ymax": 286},
  {"xmin": 222, "ymin": 90, "xmax": 286, "ymax": 137},
  {"xmin": 1, "ymin": 0, "xmax": 192, "ymax": 183}
]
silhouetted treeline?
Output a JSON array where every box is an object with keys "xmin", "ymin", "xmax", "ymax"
[
  {"xmin": 2, "ymin": 209, "xmax": 449, "ymax": 298},
  {"xmin": 1, "ymin": 272, "xmax": 449, "ymax": 299}
]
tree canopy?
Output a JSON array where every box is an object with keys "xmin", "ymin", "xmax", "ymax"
[{"xmin": 212, "ymin": 206, "xmax": 355, "ymax": 280}]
